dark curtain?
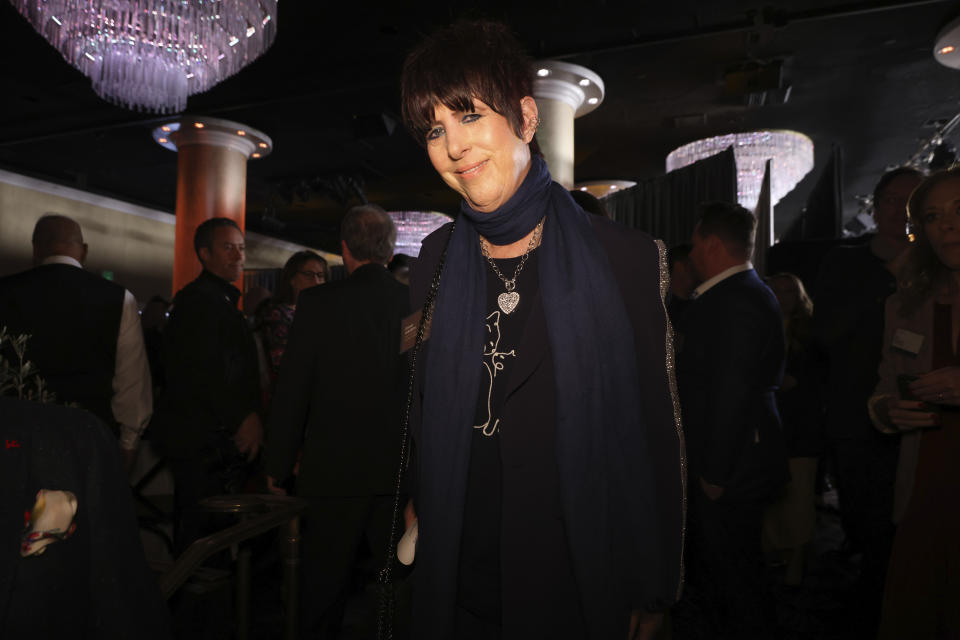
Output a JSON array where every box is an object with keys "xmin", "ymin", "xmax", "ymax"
[
  {"xmin": 605, "ymin": 147, "xmax": 737, "ymax": 248},
  {"xmin": 781, "ymin": 145, "xmax": 843, "ymax": 242},
  {"xmin": 754, "ymin": 159, "xmax": 773, "ymax": 277}
]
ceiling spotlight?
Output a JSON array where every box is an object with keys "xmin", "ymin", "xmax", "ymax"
[
  {"xmin": 940, "ymin": 45, "xmax": 956, "ymax": 55},
  {"xmin": 194, "ymin": 122, "xmax": 204, "ymax": 128},
  {"xmin": 579, "ymin": 78, "xmax": 590, "ymax": 86},
  {"xmin": 537, "ymin": 68, "xmax": 550, "ymax": 77},
  {"xmin": 237, "ymin": 130, "xmax": 246, "ymax": 136},
  {"xmin": 587, "ymin": 97, "xmax": 599, "ymax": 105},
  {"xmin": 251, "ymin": 152, "xmax": 261, "ymax": 158},
  {"xmin": 161, "ymin": 125, "xmax": 171, "ymax": 132},
  {"xmin": 258, "ymin": 142, "xmax": 268, "ymax": 148},
  {"xmin": 158, "ymin": 137, "xmax": 168, "ymax": 144}
]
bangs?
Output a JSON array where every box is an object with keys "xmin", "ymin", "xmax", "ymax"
[
  {"xmin": 400, "ymin": 21, "xmax": 532, "ymax": 146},
  {"xmin": 403, "ymin": 64, "xmax": 515, "ymax": 145}
]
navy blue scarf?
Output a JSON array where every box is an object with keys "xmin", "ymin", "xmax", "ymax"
[{"xmin": 416, "ymin": 155, "xmax": 659, "ymax": 637}]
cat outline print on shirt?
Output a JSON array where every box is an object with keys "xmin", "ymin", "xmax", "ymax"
[{"xmin": 475, "ymin": 310, "xmax": 516, "ymax": 436}]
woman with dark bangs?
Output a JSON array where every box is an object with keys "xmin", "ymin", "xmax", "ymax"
[
  {"xmin": 399, "ymin": 21, "xmax": 685, "ymax": 640},
  {"xmin": 868, "ymin": 167, "xmax": 960, "ymax": 638}
]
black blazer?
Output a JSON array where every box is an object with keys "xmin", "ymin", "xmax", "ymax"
[
  {"xmin": 676, "ymin": 268, "xmax": 789, "ymax": 502},
  {"xmin": 0, "ymin": 398, "xmax": 171, "ymax": 639},
  {"xmin": 152, "ymin": 270, "xmax": 260, "ymax": 459},
  {"xmin": 266, "ymin": 263, "xmax": 410, "ymax": 497},
  {"xmin": 0, "ymin": 263, "xmax": 124, "ymax": 425},
  {"xmin": 813, "ymin": 241, "xmax": 896, "ymax": 439},
  {"xmin": 410, "ymin": 217, "xmax": 685, "ymax": 638}
]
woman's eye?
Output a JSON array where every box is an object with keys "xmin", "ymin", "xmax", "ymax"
[
  {"xmin": 462, "ymin": 113, "xmax": 481, "ymax": 124},
  {"xmin": 426, "ymin": 127, "xmax": 444, "ymax": 141}
]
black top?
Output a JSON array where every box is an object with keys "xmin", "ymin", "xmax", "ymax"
[
  {"xmin": 265, "ymin": 263, "xmax": 410, "ymax": 497},
  {"xmin": 813, "ymin": 241, "xmax": 897, "ymax": 439},
  {"xmin": 458, "ymin": 251, "xmax": 540, "ymax": 623},
  {"xmin": 411, "ymin": 216, "xmax": 684, "ymax": 638},
  {"xmin": 677, "ymin": 268, "xmax": 789, "ymax": 501},
  {"xmin": 152, "ymin": 270, "xmax": 260, "ymax": 459}
]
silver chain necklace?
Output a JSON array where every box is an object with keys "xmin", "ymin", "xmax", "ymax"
[{"xmin": 479, "ymin": 217, "xmax": 544, "ymax": 315}]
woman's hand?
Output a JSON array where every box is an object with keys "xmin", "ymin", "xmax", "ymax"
[
  {"xmin": 909, "ymin": 366, "xmax": 960, "ymax": 406},
  {"xmin": 886, "ymin": 398, "xmax": 939, "ymax": 431}
]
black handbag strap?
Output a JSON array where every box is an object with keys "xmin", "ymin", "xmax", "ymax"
[{"xmin": 376, "ymin": 219, "xmax": 457, "ymax": 640}]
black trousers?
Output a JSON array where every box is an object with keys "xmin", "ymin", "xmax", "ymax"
[
  {"xmin": 674, "ymin": 490, "xmax": 775, "ymax": 640},
  {"xmin": 169, "ymin": 430, "xmax": 252, "ymax": 555},
  {"xmin": 830, "ymin": 430, "xmax": 900, "ymax": 638},
  {"xmin": 299, "ymin": 495, "xmax": 396, "ymax": 640}
]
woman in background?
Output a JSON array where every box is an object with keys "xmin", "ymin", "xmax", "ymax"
[
  {"xmin": 762, "ymin": 272, "xmax": 823, "ymax": 585},
  {"xmin": 255, "ymin": 250, "xmax": 327, "ymax": 402},
  {"xmin": 868, "ymin": 167, "xmax": 960, "ymax": 638}
]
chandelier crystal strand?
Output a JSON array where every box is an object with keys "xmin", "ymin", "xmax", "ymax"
[
  {"xmin": 665, "ymin": 130, "xmax": 814, "ymax": 210},
  {"xmin": 11, "ymin": 0, "xmax": 278, "ymax": 114}
]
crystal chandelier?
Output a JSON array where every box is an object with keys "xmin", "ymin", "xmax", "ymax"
[
  {"xmin": 11, "ymin": 0, "xmax": 278, "ymax": 114},
  {"xmin": 666, "ymin": 130, "xmax": 814, "ymax": 211},
  {"xmin": 388, "ymin": 211, "xmax": 452, "ymax": 257}
]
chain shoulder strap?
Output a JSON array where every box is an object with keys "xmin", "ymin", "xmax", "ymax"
[{"xmin": 376, "ymin": 219, "xmax": 457, "ymax": 640}]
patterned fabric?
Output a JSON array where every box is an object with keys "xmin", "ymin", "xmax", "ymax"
[
  {"xmin": 256, "ymin": 300, "xmax": 296, "ymax": 385},
  {"xmin": 20, "ymin": 489, "xmax": 77, "ymax": 557}
]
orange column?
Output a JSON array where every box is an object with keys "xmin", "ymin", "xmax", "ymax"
[{"xmin": 154, "ymin": 117, "xmax": 272, "ymax": 296}]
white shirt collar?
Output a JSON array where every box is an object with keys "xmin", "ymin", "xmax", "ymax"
[
  {"xmin": 690, "ymin": 262, "xmax": 752, "ymax": 299},
  {"xmin": 41, "ymin": 255, "xmax": 83, "ymax": 269}
]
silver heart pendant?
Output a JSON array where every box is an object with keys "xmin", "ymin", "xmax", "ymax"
[{"xmin": 498, "ymin": 291, "xmax": 520, "ymax": 314}]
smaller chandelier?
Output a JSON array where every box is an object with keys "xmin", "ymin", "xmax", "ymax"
[
  {"xmin": 388, "ymin": 211, "xmax": 452, "ymax": 257},
  {"xmin": 666, "ymin": 130, "xmax": 814, "ymax": 211},
  {"xmin": 11, "ymin": 0, "xmax": 278, "ymax": 114}
]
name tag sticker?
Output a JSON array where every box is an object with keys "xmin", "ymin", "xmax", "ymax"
[{"xmin": 892, "ymin": 329, "xmax": 924, "ymax": 356}]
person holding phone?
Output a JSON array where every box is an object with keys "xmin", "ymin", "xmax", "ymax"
[{"xmin": 868, "ymin": 167, "xmax": 960, "ymax": 639}]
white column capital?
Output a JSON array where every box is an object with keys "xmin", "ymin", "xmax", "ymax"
[
  {"xmin": 533, "ymin": 60, "xmax": 605, "ymax": 117},
  {"xmin": 152, "ymin": 116, "xmax": 273, "ymax": 159}
]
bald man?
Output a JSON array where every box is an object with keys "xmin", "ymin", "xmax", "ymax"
[{"xmin": 0, "ymin": 215, "xmax": 152, "ymax": 468}]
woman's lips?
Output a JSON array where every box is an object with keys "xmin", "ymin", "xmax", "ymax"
[{"xmin": 457, "ymin": 160, "xmax": 487, "ymax": 178}]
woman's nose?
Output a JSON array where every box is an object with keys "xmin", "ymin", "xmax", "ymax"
[{"xmin": 445, "ymin": 126, "xmax": 469, "ymax": 159}]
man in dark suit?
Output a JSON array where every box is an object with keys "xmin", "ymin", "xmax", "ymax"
[
  {"xmin": 0, "ymin": 215, "xmax": 152, "ymax": 470},
  {"xmin": 813, "ymin": 167, "xmax": 923, "ymax": 636},
  {"xmin": 266, "ymin": 204, "xmax": 410, "ymax": 639},
  {"xmin": 675, "ymin": 201, "xmax": 788, "ymax": 639},
  {"xmin": 152, "ymin": 217, "xmax": 262, "ymax": 552}
]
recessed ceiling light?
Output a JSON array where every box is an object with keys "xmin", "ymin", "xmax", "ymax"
[
  {"xmin": 158, "ymin": 137, "xmax": 168, "ymax": 144},
  {"xmin": 580, "ymin": 186, "xmax": 588, "ymax": 191},
  {"xmin": 237, "ymin": 130, "xmax": 246, "ymax": 136},
  {"xmin": 161, "ymin": 125, "xmax": 171, "ymax": 132},
  {"xmin": 579, "ymin": 78, "xmax": 590, "ymax": 86},
  {"xmin": 251, "ymin": 153, "xmax": 261, "ymax": 158},
  {"xmin": 258, "ymin": 142, "xmax": 268, "ymax": 148},
  {"xmin": 194, "ymin": 122, "xmax": 204, "ymax": 128},
  {"xmin": 587, "ymin": 97, "xmax": 599, "ymax": 104},
  {"xmin": 537, "ymin": 68, "xmax": 550, "ymax": 77},
  {"xmin": 940, "ymin": 45, "xmax": 956, "ymax": 55}
]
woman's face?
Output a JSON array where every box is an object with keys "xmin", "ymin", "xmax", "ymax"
[
  {"xmin": 426, "ymin": 97, "xmax": 537, "ymax": 213},
  {"xmin": 767, "ymin": 277, "xmax": 799, "ymax": 317},
  {"xmin": 290, "ymin": 258, "xmax": 326, "ymax": 302},
  {"xmin": 920, "ymin": 176, "xmax": 960, "ymax": 270}
]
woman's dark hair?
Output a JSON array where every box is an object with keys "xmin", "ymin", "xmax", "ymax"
[
  {"xmin": 276, "ymin": 250, "xmax": 327, "ymax": 305},
  {"xmin": 764, "ymin": 272, "xmax": 813, "ymax": 354},
  {"xmin": 401, "ymin": 20, "xmax": 534, "ymax": 146},
  {"xmin": 899, "ymin": 166, "xmax": 960, "ymax": 314}
]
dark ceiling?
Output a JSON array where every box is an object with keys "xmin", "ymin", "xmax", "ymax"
[{"xmin": 2, "ymin": 0, "xmax": 959, "ymax": 253}]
